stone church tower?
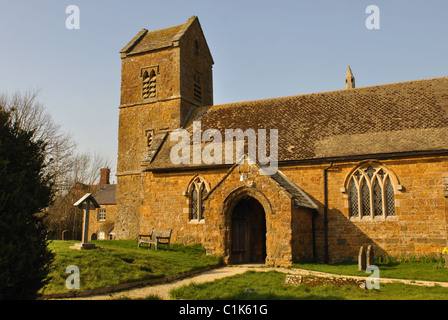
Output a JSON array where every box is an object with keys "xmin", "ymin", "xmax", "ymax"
[{"xmin": 115, "ymin": 16, "xmax": 214, "ymax": 238}]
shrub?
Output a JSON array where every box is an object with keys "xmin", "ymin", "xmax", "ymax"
[{"xmin": 0, "ymin": 109, "xmax": 55, "ymax": 299}]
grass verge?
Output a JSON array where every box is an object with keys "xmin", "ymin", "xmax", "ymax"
[
  {"xmin": 291, "ymin": 259, "xmax": 448, "ymax": 282},
  {"xmin": 170, "ymin": 270, "xmax": 448, "ymax": 300},
  {"xmin": 41, "ymin": 240, "xmax": 222, "ymax": 295}
]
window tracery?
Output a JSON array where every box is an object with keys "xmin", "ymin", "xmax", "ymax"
[{"xmin": 347, "ymin": 163, "xmax": 397, "ymax": 218}]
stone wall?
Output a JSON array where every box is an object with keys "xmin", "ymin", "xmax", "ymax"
[
  {"xmin": 116, "ymin": 155, "xmax": 447, "ymax": 265},
  {"xmin": 282, "ymin": 156, "xmax": 448, "ymax": 263},
  {"xmin": 88, "ymin": 204, "xmax": 116, "ymax": 240},
  {"xmin": 115, "ymin": 174, "xmax": 141, "ymax": 239}
]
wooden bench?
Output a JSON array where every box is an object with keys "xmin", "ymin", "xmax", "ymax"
[{"xmin": 138, "ymin": 228, "xmax": 172, "ymax": 250}]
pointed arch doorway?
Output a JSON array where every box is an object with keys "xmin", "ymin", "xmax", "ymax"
[{"xmin": 231, "ymin": 196, "xmax": 267, "ymax": 264}]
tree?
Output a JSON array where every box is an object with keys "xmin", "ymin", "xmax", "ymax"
[
  {"xmin": 47, "ymin": 153, "xmax": 111, "ymax": 240},
  {"xmin": 0, "ymin": 91, "xmax": 112, "ymax": 240},
  {"xmin": 0, "ymin": 90, "xmax": 76, "ymax": 193},
  {"xmin": 0, "ymin": 108, "xmax": 55, "ymax": 299}
]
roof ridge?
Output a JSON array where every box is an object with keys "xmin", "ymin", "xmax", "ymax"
[
  {"xmin": 120, "ymin": 28, "xmax": 148, "ymax": 54},
  {"xmin": 172, "ymin": 16, "xmax": 197, "ymax": 42},
  {"xmin": 205, "ymin": 75, "xmax": 448, "ymax": 110}
]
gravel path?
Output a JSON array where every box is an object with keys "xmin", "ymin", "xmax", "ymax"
[
  {"xmin": 70, "ymin": 265, "xmax": 259, "ymax": 300},
  {"xmin": 66, "ymin": 265, "xmax": 448, "ymax": 300}
]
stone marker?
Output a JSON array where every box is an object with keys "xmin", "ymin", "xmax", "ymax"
[
  {"xmin": 358, "ymin": 246, "xmax": 366, "ymax": 271},
  {"xmin": 70, "ymin": 193, "xmax": 100, "ymax": 250},
  {"xmin": 62, "ymin": 230, "xmax": 71, "ymax": 241},
  {"xmin": 366, "ymin": 245, "xmax": 374, "ymax": 267}
]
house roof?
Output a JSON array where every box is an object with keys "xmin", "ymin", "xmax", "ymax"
[
  {"xmin": 92, "ymin": 184, "xmax": 116, "ymax": 205},
  {"xmin": 146, "ymin": 76, "xmax": 448, "ymax": 171}
]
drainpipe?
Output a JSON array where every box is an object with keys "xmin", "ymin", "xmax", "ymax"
[
  {"xmin": 323, "ymin": 161, "xmax": 333, "ymax": 264},
  {"xmin": 311, "ymin": 210, "xmax": 317, "ymax": 263}
]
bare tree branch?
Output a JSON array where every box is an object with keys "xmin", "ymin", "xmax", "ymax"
[{"xmin": 1, "ymin": 90, "xmax": 112, "ymax": 240}]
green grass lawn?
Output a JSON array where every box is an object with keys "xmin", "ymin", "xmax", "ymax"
[
  {"xmin": 41, "ymin": 240, "xmax": 222, "ymax": 295},
  {"xmin": 42, "ymin": 240, "xmax": 448, "ymax": 300},
  {"xmin": 170, "ymin": 270, "xmax": 448, "ymax": 300},
  {"xmin": 292, "ymin": 259, "xmax": 448, "ymax": 283}
]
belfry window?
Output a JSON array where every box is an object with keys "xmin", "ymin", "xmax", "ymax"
[
  {"xmin": 193, "ymin": 72, "xmax": 202, "ymax": 102},
  {"xmin": 187, "ymin": 176, "xmax": 208, "ymax": 221},
  {"xmin": 347, "ymin": 164, "xmax": 397, "ymax": 218},
  {"xmin": 142, "ymin": 68, "xmax": 157, "ymax": 99}
]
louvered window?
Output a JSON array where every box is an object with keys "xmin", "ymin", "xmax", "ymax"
[
  {"xmin": 347, "ymin": 164, "xmax": 397, "ymax": 218},
  {"xmin": 149, "ymin": 70, "xmax": 156, "ymax": 98},
  {"xmin": 142, "ymin": 71, "xmax": 150, "ymax": 99},
  {"xmin": 194, "ymin": 72, "xmax": 202, "ymax": 102},
  {"xmin": 142, "ymin": 68, "xmax": 157, "ymax": 99}
]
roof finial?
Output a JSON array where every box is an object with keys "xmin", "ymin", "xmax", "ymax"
[{"xmin": 345, "ymin": 65, "xmax": 355, "ymax": 89}]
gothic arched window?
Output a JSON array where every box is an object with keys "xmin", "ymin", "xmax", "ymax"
[
  {"xmin": 187, "ymin": 176, "xmax": 208, "ymax": 221},
  {"xmin": 346, "ymin": 163, "xmax": 398, "ymax": 218}
]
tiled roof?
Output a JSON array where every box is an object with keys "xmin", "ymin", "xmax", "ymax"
[
  {"xmin": 270, "ymin": 170, "xmax": 318, "ymax": 209},
  {"xmin": 120, "ymin": 16, "xmax": 196, "ymax": 56},
  {"xmin": 93, "ymin": 184, "xmax": 116, "ymax": 205},
  {"xmin": 147, "ymin": 76, "xmax": 448, "ymax": 170}
]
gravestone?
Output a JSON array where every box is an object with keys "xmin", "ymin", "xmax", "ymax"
[
  {"xmin": 358, "ymin": 246, "xmax": 366, "ymax": 271},
  {"xmin": 62, "ymin": 230, "xmax": 71, "ymax": 240},
  {"xmin": 366, "ymin": 245, "xmax": 374, "ymax": 267}
]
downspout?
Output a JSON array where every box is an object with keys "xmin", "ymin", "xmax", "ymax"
[
  {"xmin": 323, "ymin": 161, "xmax": 334, "ymax": 264},
  {"xmin": 311, "ymin": 210, "xmax": 318, "ymax": 263}
]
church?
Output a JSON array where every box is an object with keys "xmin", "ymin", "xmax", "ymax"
[{"xmin": 115, "ymin": 16, "xmax": 448, "ymax": 266}]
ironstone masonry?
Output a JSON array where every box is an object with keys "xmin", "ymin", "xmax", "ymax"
[{"xmin": 114, "ymin": 16, "xmax": 448, "ymax": 266}]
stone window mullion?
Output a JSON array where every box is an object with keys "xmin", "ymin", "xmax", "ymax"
[{"xmin": 356, "ymin": 176, "xmax": 362, "ymax": 218}]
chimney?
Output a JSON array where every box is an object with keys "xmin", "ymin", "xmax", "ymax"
[{"xmin": 100, "ymin": 168, "xmax": 110, "ymax": 186}]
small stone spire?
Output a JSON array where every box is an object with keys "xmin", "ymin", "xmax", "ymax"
[{"xmin": 345, "ymin": 65, "xmax": 355, "ymax": 89}]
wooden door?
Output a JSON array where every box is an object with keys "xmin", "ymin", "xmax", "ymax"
[
  {"xmin": 231, "ymin": 205, "xmax": 249, "ymax": 264},
  {"xmin": 231, "ymin": 197, "xmax": 266, "ymax": 264}
]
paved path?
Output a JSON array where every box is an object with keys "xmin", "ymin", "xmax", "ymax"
[{"xmin": 67, "ymin": 265, "xmax": 448, "ymax": 300}]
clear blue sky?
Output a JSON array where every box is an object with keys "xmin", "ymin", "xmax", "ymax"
[{"xmin": 1, "ymin": 0, "xmax": 447, "ymax": 181}]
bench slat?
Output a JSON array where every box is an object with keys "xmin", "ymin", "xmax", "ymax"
[{"xmin": 137, "ymin": 228, "xmax": 172, "ymax": 250}]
